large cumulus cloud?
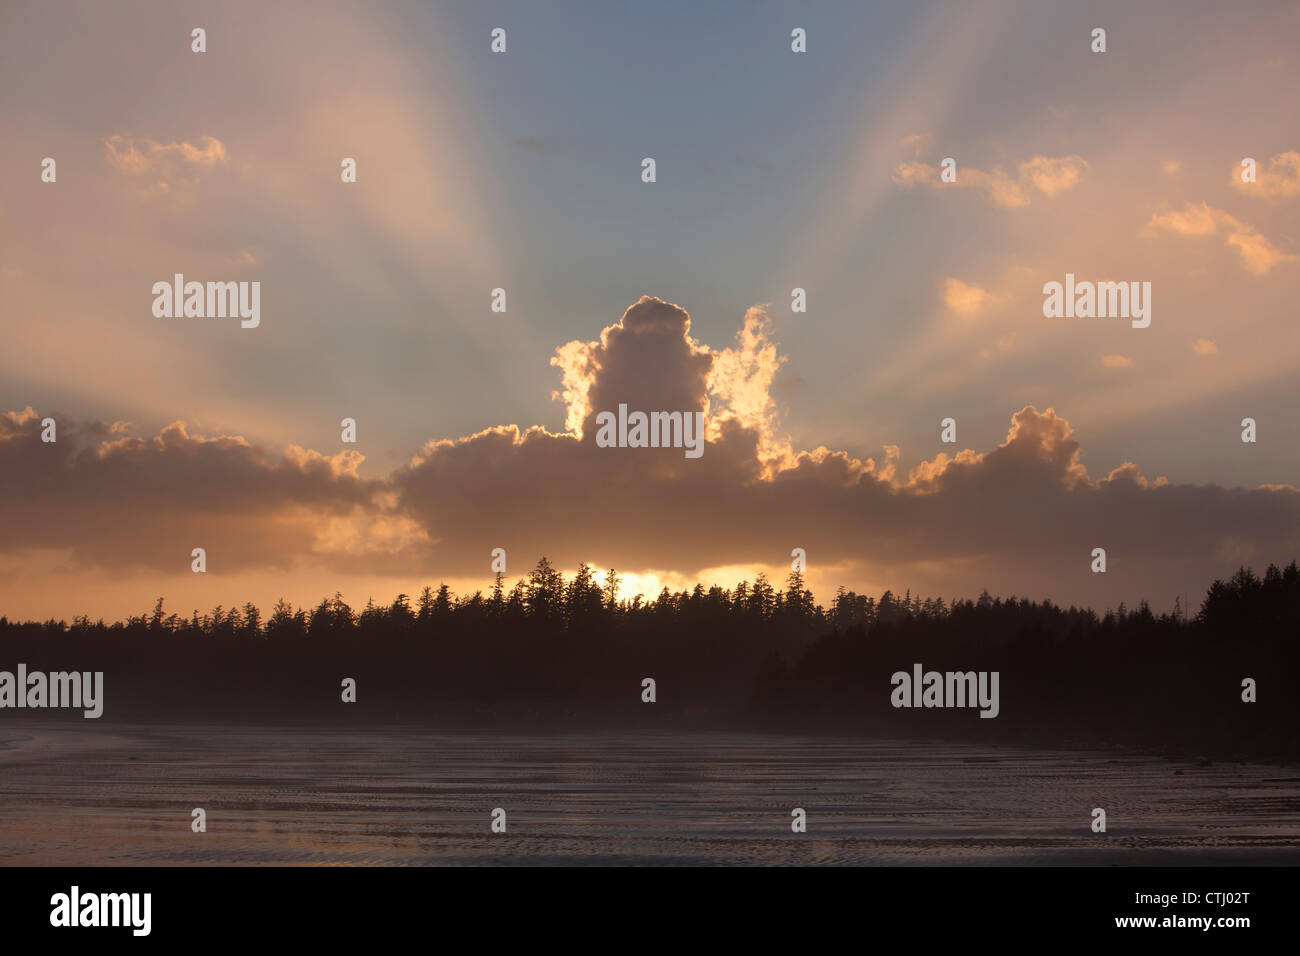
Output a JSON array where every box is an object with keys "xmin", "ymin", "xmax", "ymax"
[
  {"xmin": 392, "ymin": 296, "xmax": 1300, "ymax": 606},
  {"xmin": 4, "ymin": 295, "xmax": 1300, "ymax": 609}
]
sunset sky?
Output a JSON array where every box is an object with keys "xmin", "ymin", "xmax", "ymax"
[{"xmin": 2, "ymin": 0, "xmax": 1299, "ymax": 620}]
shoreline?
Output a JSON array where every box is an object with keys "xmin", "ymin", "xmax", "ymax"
[{"xmin": 0, "ymin": 718, "xmax": 1292, "ymax": 770}]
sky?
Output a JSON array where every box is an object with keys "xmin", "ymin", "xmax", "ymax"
[{"xmin": 1, "ymin": 0, "xmax": 1299, "ymax": 620}]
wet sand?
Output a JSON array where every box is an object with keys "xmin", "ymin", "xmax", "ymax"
[{"xmin": 1, "ymin": 725, "xmax": 1297, "ymax": 865}]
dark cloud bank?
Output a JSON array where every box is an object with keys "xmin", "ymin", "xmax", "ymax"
[{"xmin": 4, "ymin": 295, "xmax": 1299, "ymax": 611}]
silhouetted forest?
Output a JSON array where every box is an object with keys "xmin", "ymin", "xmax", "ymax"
[{"xmin": 1, "ymin": 559, "xmax": 1296, "ymax": 761}]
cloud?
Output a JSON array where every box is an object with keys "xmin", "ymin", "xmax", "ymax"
[
  {"xmin": 942, "ymin": 277, "xmax": 996, "ymax": 316},
  {"xmin": 1147, "ymin": 201, "xmax": 1222, "ymax": 237},
  {"xmin": 548, "ymin": 295, "xmax": 714, "ymax": 441},
  {"xmin": 892, "ymin": 154, "xmax": 1088, "ymax": 208},
  {"xmin": 707, "ymin": 306, "xmax": 792, "ymax": 471},
  {"xmin": 898, "ymin": 132, "xmax": 934, "ymax": 157},
  {"xmin": 1145, "ymin": 201, "xmax": 1297, "ymax": 275},
  {"xmin": 891, "ymin": 160, "xmax": 938, "ymax": 188},
  {"xmin": 224, "ymin": 248, "xmax": 260, "ymax": 267},
  {"xmin": 1100, "ymin": 354, "xmax": 1133, "ymax": 369},
  {"xmin": 1018, "ymin": 155, "xmax": 1087, "ymax": 196},
  {"xmin": 0, "ymin": 406, "xmax": 413, "ymax": 573},
  {"xmin": 384, "ymin": 299, "xmax": 1300, "ymax": 608},
  {"xmin": 1192, "ymin": 338, "xmax": 1219, "ymax": 356},
  {"xmin": 1162, "ymin": 159, "xmax": 1183, "ymax": 175},
  {"xmin": 1227, "ymin": 228, "xmax": 1298, "ymax": 276},
  {"xmin": 6, "ymin": 298, "xmax": 1300, "ymax": 610},
  {"xmin": 104, "ymin": 134, "xmax": 229, "ymax": 173},
  {"xmin": 102, "ymin": 134, "xmax": 230, "ymax": 196},
  {"xmin": 1230, "ymin": 151, "xmax": 1300, "ymax": 201}
]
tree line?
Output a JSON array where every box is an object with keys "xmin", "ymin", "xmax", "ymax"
[{"xmin": 0, "ymin": 559, "xmax": 1295, "ymax": 760}]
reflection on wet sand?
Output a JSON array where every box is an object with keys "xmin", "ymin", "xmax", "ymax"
[{"xmin": 1, "ymin": 726, "xmax": 1297, "ymax": 865}]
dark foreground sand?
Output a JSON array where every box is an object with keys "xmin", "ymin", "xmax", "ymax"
[{"xmin": 1, "ymin": 724, "xmax": 1297, "ymax": 865}]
